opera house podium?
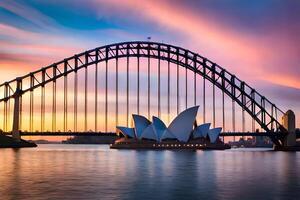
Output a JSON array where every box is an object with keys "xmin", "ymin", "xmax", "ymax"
[{"xmin": 110, "ymin": 106, "xmax": 230, "ymax": 150}]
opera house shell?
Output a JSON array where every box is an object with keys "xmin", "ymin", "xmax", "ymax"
[{"xmin": 111, "ymin": 106, "xmax": 230, "ymax": 150}]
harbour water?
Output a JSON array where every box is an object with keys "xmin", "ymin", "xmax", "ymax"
[{"xmin": 0, "ymin": 145, "xmax": 299, "ymax": 200}]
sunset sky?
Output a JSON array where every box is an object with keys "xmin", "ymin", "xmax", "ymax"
[{"xmin": 0, "ymin": 0, "xmax": 299, "ymax": 132}]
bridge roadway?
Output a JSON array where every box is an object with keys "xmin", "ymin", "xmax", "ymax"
[{"xmin": 2, "ymin": 132, "xmax": 300, "ymax": 138}]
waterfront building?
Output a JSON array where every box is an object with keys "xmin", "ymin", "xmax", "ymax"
[{"xmin": 115, "ymin": 106, "xmax": 223, "ymax": 145}]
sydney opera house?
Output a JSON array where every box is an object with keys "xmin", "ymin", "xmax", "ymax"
[{"xmin": 110, "ymin": 106, "xmax": 230, "ymax": 150}]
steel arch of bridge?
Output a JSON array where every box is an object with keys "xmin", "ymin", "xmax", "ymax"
[{"xmin": 0, "ymin": 41, "xmax": 287, "ymax": 145}]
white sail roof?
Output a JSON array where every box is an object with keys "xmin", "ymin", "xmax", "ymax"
[
  {"xmin": 141, "ymin": 124, "xmax": 157, "ymax": 141},
  {"xmin": 152, "ymin": 116, "xmax": 167, "ymax": 141},
  {"xmin": 116, "ymin": 126, "xmax": 135, "ymax": 138},
  {"xmin": 167, "ymin": 106, "xmax": 199, "ymax": 142},
  {"xmin": 208, "ymin": 127, "xmax": 222, "ymax": 143},
  {"xmin": 132, "ymin": 114, "xmax": 151, "ymax": 139},
  {"xmin": 118, "ymin": 106, "xmax": 213, "ymax": 143},
  {"xmin": 193, "ymin": 123, "xmax": 211, "ymax": 138},
  {"xmin": 160, "ymin": 129, "xmax": 177, "ymax": 141}
]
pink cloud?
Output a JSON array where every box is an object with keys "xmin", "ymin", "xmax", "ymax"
[
  {"xmin": 92, "ymin": 0, "xmax": 300, "ymax": 90},
  {"xmin": 0, "ymin": 23, "xmax": 84, "ymax": 83}
]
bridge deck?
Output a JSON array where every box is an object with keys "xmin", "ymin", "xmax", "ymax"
[{"xmin": 2, "ymin": 132, "xmax": 298, "ymax": 138}]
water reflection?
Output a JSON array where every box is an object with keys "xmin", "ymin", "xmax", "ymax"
[{"xmin": 0, "ymin": 145, "xmax": 299, "ymax": 200}]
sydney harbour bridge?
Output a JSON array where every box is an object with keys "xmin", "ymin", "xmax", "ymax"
[{"xmin": 0, "ymin": 41, "xmax": 297, "ymax": 147}]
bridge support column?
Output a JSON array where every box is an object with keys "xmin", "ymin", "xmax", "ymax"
[
  {"xmin": 12, "ymin": 80, "xmax": 22, "ymax": 142},
  {"xmin": 282, "ymin": 110, "xmax": 296, "ymax": 147}
]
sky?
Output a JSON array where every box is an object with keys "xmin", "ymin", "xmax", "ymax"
[{"xmin": 0, "ymin": 0, "xmax": 299, "ymax": 133}]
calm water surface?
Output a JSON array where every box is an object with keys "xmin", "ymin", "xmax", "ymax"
[{"xmin": 0, "ymin": 144, "xmax": 299, "ymax": 200}]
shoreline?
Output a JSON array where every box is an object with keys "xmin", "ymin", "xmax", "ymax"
[{"xmin": 0, "ymin": 134, "xmax": 37, "ymax": 148}]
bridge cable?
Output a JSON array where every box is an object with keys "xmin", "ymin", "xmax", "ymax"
[
  {"xmin": 3, "ymin": 86, "xmax": 7, "ymax": 132},
  {"xmin": 95, "ymin": 62, "xmax": 98, "ymax": 132},
  {"xmin": 241, "ymin": 82, "xmax": 245, "ymax": 135},
  {"xmin": 271, "ymin": 104, "xmax": 274, "ymax": 131},
  {"xmin": 213, "ymin": 68, "xmax": 216, "ymax": 128},
  {"xmin": 185, "ymin": 55, "xmax": 188, "ymax": 109},
  {"xmin": 52, "ymin": 79, "xmax": 56, "ymax": 132},
  {"xmin": 4, "ymin": 85, "xmax": 8, "ymax": 132},
  {"xmin": 84, "ymin": 66, "xmax": 88, "ymax": 132},
  {"xmin": 147, "ymin": 46, "xmax": 151, "ymax": 119},
  {"xmin": 74, "ymin": 71, "xmax": 78, "ymax": 132},
  {"xmin": 126, "ymin": 50, "xmax": 129, "ymax": 127},
  {"xmin": 275, "ymin": 107, "xmax": 278, "ymax": 131},
  {"xmin": 158, "ymin": 52, "xmax": 161, "ymax": 118},
  {"xmin": 167, "ymin": 50, "xmax": 170, "ymax": 123},
  {"xmin": 213, "ymin": 84, "xmax": 216, "ymax": 128},
  {"xmin": 203, "ymin": 67, "xmax": 206, "ymax": 123},
  {"xmin": 261, "ymin": 97, "xmax": 265, "ymax": 130},
  {"xmin": 231, "ymin": 76, "xmax": 236, "ymax": 141},
  {"xmin": 3, "ymin": 87, "xmax": 6, "ymax": 132},
  {"xmin": 222, "ymin": 90, "xmax": 225, "ymax": 142},
  {"xmin": 116, "ymin": 57, "xmax": 119, "ymax": 128},
  {"xmin": 242, "ymin": 107, "xmax": 245, "ymax": 133},
  {"xmin": 176, "ymin": 49, "xmax": 179, "ymax": 115},
  {"xmin": 232, "ymin": 100, "xmax": 236, "ymax": 141},
  {"xmin": 251, "ymin": 91, "xmax": 255, "ymax": 132},
  {"xmin": 30, "ymin": 76, "xmax": 34, "ymax": 132},
  {"xmin": 19, "ymin": 81, "xmax": 23, "ymax": 131},
  {"xmin": 105, "ymin": 59, "xmax": 108, "ymax": 132},
  {"xmin": 41, "ymin": 70, "xmax": 45, "ymax": 132},
  {"xmin": 137, "ymin": 54, "xmax": 140, "ymax": 115},
  {"xmin": 7, "ymin": 89, "xmax": 10, "ymax": 133},
  {"xmin": 64, "ymin": 73, "xmax": 67, "ymax": 132},
  {"xmin": 41, "ymin": 84, "xmax": 45, "ymax": 132},
  {"xmin": 194, "ymin": 61, "xmax": 197, "ymax": 106}
]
